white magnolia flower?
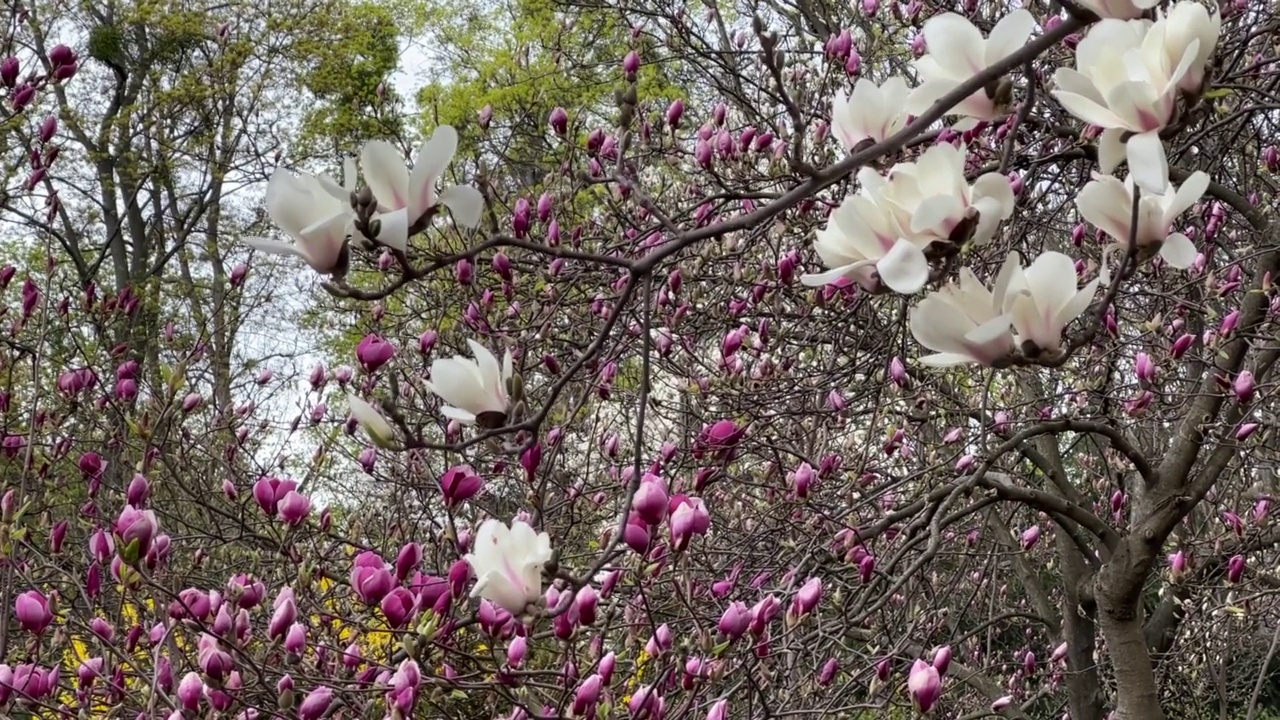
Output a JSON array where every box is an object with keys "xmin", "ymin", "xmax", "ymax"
[
  {"xmin": 799, "ymin": 189, "xmax": 932, "ymax": 294},
  {"xmin": 906, "ymin": 10, "xmax": 1036, "ymax": 129},
  {"xmin": 425, "ymin": 340, "xmax": 513, "ymax": 427},
  {"xmin": 1002, "ymin": 252, "xmax": 1100, "ymax": 355},
  {"xmin": 832, "ymin": 76, "xmax": 911, "ymax": 152},
  {"xmin": 1158, "ymin": 1, "xmax": 1221, "ymax": 93},
  {"xmin": 1075, "ymin": 170, "xmax": 1207, "ymax": 279},
  {"xmin": 464, "ymin": 519, "xmax": 553, "ymax": 614},
  {"xmin": 1075, "ymin": 0, "xmax": 1158, "ymax": 19},
  {"xmin": 347, "ymin": 394, "xmax": 397, "ymax": 448},
  {"xmin": 875, "ymin": 143, "xmax": 1017, "ymax": 248},
  {"xmin": 359, "ymin": 126, "xmax": 485, "ymax": 251},
  {"xmin": 241, "ymin": 160, "xmax": 357, "ymax": 274},
  {"xmin": 909, "ymin": 256, "xmax": 1017, "ymax": 367},
  {"xmin": 1052, "ymin": 18, "xmax": 1201, "ymax": 193}
]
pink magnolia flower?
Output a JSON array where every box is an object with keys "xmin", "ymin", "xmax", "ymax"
[
  {"xmin": 13, "ymin": 590, "xmax": 52, "ymax": 634},
  {"xmin": 908, "ymin": 659, "xmax": 942, "ymax": 712}
]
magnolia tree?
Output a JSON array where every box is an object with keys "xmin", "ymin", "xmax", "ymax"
[{"xmin": 4, "ymin": 0, "xmax": 1280, "ymax": 718}]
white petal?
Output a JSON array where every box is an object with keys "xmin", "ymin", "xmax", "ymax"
[
  {"xmin": 347, "ymin": 394, "xmax": 396, "ymax": 445},
  {"xmin": 1057, "ymin": 277, "xmax": 1100, "ymax": 328},
  {"xmin": 1163, "ymin": 171, "xmax": 1209, "ymax": 224},
  {"xmin": 342, "ymin": 157, "xmax": 358, "ymax": 192},
  {"xmin": 1126, "ymin": 131, "xmax": 1169, "ymax": 195},
  {"xmin": 992, "ymin": 252, "xmax": 1020, "ymax": 310},
  {"xmin": 439, "ymin": 405, "xmax": 479, "ymax": 425},
  {"xmin": 439, "ymin": 185, "xmax": 485, "ymax": 228},
  {"xmin": 467, "ymin": 340, "xmax": 503, "ymax": 395},
  {"xmin": 877, "ymin": 241, "xmax": 930, "ymax": 294},
  {"xmin": 923, "ymin": 13, "xmax": 986, "ymax": 75},
  {"xmin": 1053, "ymin": 91, "xmax": 1127, "ymax": 129},
  {"xmin": 910, "ymin": 297, "xmax": 973, "ymax": 355},
  {"xmin": 1076, "ymin": 175, "xmax": 1133, "ymax": 241},
  {"xmin": 1097, "ymin": 129, "xmax": 1126, "ymax": 177},
  {"xmin": 1159, "ymin": 233, "xmax": 1197, "ymax": 268},
  {"xmin": 241, "ymin": 236, "xmax": 304, "ymax": 259},
  {"xmin": 361, "ymin": 140, "xmax": 410, "ymax": 210},
  {"xmin": 800, "ymin": 265, "xmax": 865, "ymax": 287},
  {"xmin": 919, "ymin": 352, "xmax": 981, "ymax": 367},
  {"xmin": 1010, "ymin": 292, "xmax": 1059, "ymax": 352},
  {"xmin": 985, "ymin": 9, "xmax": 1036, "ymax": 66},
  {"xmin": 910, "ymin": 195, "xmax": 966, "ymax": 238},
  {"xmin": 906, "ymin": 79, "xmax": 956, "ymax": 116},
  {"xmin": 1023, "ymin": 251, "xmax": 1081, "ymax": 315},
  {"xmin": 428, "ymin": 359, "xmax": 492, "ymax": 415},
  {"xmin": 373, "ymin": 208, "xmax": 409, "ymax": 252},
  {"xmin": 408, "ymin": 126, "xmax": 459, "ymax": 218}
]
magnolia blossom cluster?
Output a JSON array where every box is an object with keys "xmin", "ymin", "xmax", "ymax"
[
  {"xmin": 813, "ymin": 2, "xmax": 1219, "ymax": 367},
  {"xmin": 242, "ymin": 126, "xmax": 484, "ymax": 273},
  {"xmin": 910, "ymin": 252, "xmax": 1099, "ymax": 366},
  {"xmin": 1053, "ymin": 2, "xmax": 1221, "ymax": 193},
  {"xmin": 801, "ymin": 143, "xmax": 1016, "ymax": 294}
]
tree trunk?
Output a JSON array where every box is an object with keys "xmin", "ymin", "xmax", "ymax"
[
  {"xmin": 1061, "ymin": 544, "xmax": 1105, "ymax": 720},
  {"xmin": 1097, "ymin": 550, "xmax": 1165, "ymax": 720}
]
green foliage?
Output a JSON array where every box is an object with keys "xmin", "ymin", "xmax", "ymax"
[{"xmin": 292, "ymin": 0, "xmax": 414, "ymax": 156}]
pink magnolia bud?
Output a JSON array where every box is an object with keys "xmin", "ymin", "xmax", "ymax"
[
  {"xmin": 791, "ymin": 462, "xmax": 816, "ymax": 498},
  {"xmin": 1228, "ymin": 554, "xmax": 1246, "ymax": 583},
  {"xmin": 297, "ymin": 687, "xmax": 334, "ymax": 720},
  {"xmin": 1235, "ymin": 370, "xmax": 1255, "ymax": 403},
  {"xmin": 1221, "ymin": 309, "xmax": 1241, "ymax": 336},
  {"xmin": 791, "ymin": 577, "xmax": 822, "ymax": 616},
  {"xmin": 507, "ymin": 636, "xmax": 528, "ymax": 667},
  {"xmin": 932, "ymin": 645, "xmax": 952, "ymax": 675},
  {"xmin": 455, "ymin": 257, "xmax": 474, "ymax": 284},
  {"xmin": 181, "ymin": 392, "xmax": 203, "ymax": 413},
  {"xmin": 1135, "ymin": 352, "xmax": 1156, "ymax": 384},
  {"xmin": 574, "ymin": 674, "xmax": 603, "ymax": 715},
  {"xmin": 707, "ymin": 698, "xmax": 728, "ymax": 720},
  {"xmin": 666, "ymin": 99, "xmax": 684, "ymax": 129},
  {"xmin": 622, "ymin": 50, "xmax": 640, "ymax": 78},
  {"xmin": 1171, "ymin": 333, "xmax": 1195, "ymax": 358},
  {"xmin": 549, "ymin": 107, "xmax": 569, "ymax": 135},
  {"xmin": 1266, "ymin": 146, "xmax": 1280, "ymax": 173},
  {"xmin": 0, "ymin": 56, "xmax": 17, "ymax": 88},
  {"xmin": 277, "ymin": 491, "xmax": 311, "ymax": 526},
  {"xmin": 1168, "ymin": 550, "xmax": 1189, "ymax": 581},
  {"xmin": 696, "ymin": 138, "xmax": 713, "ymax": 168},
  {"xmin": 49, "ymin": 520, "xmax": 67, "ymax": 554},
  {"xmin": 1052, "ymin": 642, "xmax": 1069, "ymax": 663},
  {"xmin": 11, "ymin": 83, "xmax": 34, "ymax": 111},
  {"xmin": 818, "ymin": 658, "xmax": 839, "ymax": 686},
  {"xmin": 38, "ymin": 114, "xmax": 57, "ymax": 143},
  {"xmin": 889, "ymin": 356, "xmax": 907, "ymax": 387},
  {"xmin": 633, "ymin": 476, "xmax": 669, "ymax": 525},
  {"xmin": 380, "ymin": 587, "xmax": 417, "ymax": 628},
  {"xmin": 536, "ymin": 192, "xmax": 554, "ymax": 222},
  {"xmin": 562, "ymin": 584, "xmax": 594, "ymax": 625},
  {"xmin": 127, "ymin": 474, "xmax": 150, "ymax": 506},
  {"xmin": 356, "ymin": 334, "xmax": 397, "ymax": 373},
  {"xmin": 268, "ymin": 592, "xmax": 297, "ymax": 640},
  {"xmin": 178, "ymin": 672, "xmax": 204, "ymax": 712},
  {"xmin": 908, "ymin": 659, "xmax": 942, "ymax": 713},
  {"xmin": 845, "ymin": 47, "xmax": 861, "ymax": 76},
  {"xmin": 115, "ymin": 505, "xmax": 159, "ymax": 559},
  {"xmin": 1237, "ymin": 422, "xmax": 1260, "ymax": 441},
  {"xmin": 14, "ymin": 590, "xmax": 52, "ymax": 634},
  {"xmin": 718, "ymin": 601, "xmax": 751, "ymax": 640},
  {"xmin": 439, "ymin": 465, "xmax": 484, "ymax": 506},
  {"xmin": 478, "ymin": 105, "xmax": 493, "ymax": 130},
  {"xmin": 1021, "ymin": 525, "xmax": 1041, "ymax": 550}
]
